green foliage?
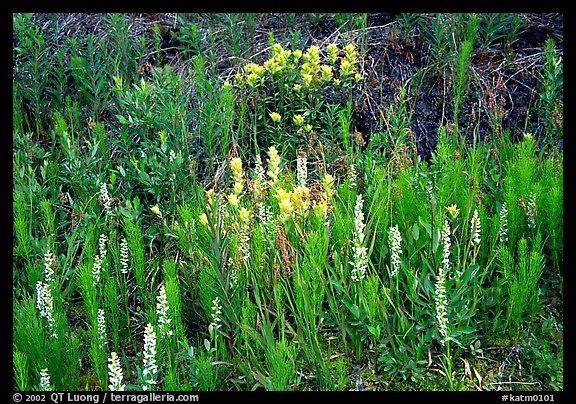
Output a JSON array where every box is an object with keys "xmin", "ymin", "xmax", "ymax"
[
  {"xmin": 498, "ymin": 234, "xmax": 545, "ymax": 337},
  {"xmin": 12, "ymin": 13, "xmax": 562, "ymax": 392}
]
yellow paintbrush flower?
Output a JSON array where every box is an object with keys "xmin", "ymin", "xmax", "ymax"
[
  {"xmin": 269, "ymin": 111, "xmax": 282, "ymax": 123},
  {"xmin": 199, "ymin": 213, "xmax": 208, "ymax": 226},
  {"xmin": 445, "ymin": 204, "xmax": 460, "ymax": 219},
  {"xmin": 150, "ymin": 205, "xmax": 162, "ymax": 217}
]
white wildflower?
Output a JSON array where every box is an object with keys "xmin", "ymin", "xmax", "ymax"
[
  {"xmin": 388, "ymin": 225, "xmax": 402, "ymax": 277},
  {"xmin": 142, "ymin": 323, "xmax": 158, "ymax": 390},
  {"xmin": 36, "ymin": 281, "xmax": 57, "ymax": 338},
  {"xmin": 499, "ymin": 202, "xmax": 508, "ymax": 245},
  {"xmin": 434, "ymin": 220, "xmax": 451, "ymax": 345},
  {"xmin": 255, "ymin": 153, "xmax": 265, "ymax": 183},
  {"xmin": 442, "ymin": 219, "xmax": 451, "ymax": 274},
  {"xmin": 99, "ymin": 234, "xmax": 108, "ymax": 261},
  {"xmin": 209, "ymin": 296, "xmax": 223, "ymax": 334},
  {"xmin": 97, "ymin": 308, "xmax": 107, "ymax": 349},
  {"xmin": 100, "ymin": 182, "xmax": 112, "ymax": 216},
  {"xmin": 92, "ymin": 254, "xmax": 102, "ymax": 287},
  {"xmin": 119, "ymin": 238, "xmax": 130, "ymax": 275},
  {"xmin": 348, "ymin": 163, "xmax": 357, "ymax": 189},
  {"xmin": 350, "ymin": 194, "xmax": 368, "ymax": 282},
  {"xmin": 39, "ymin": 367, "xmax": 52, "ymax": 391},
  {"xmin": 43, "ymin": 250, "xmax": 55, "ymax": 283},
  {"xmin": 108, "ymin": 352, "xmax": 125, "ymax": 391},
  {"xmin": 296, "ymin": 154, "xmax": 307, "ymax": 188},
  {"xmin": 156, "ymin": 285, "xmax": 173, "ymax": 337},
  {"xmin": 470, "ymin": 208, "xmax": 481, "ymax": 246}
]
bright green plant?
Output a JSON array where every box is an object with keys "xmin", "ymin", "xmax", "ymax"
[{"xmin": 498, "ymin": 234, "xmax": 545, "ymax": 338}]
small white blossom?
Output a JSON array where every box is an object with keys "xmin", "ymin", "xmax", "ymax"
[
  {"xmin": 100, "ymin": 183, "xmax": 112, "ymax": 216},
  {"xmin": 97, "ymin": 308, "xmax": 108, "ymax": 349},
  {"xmin": 499, "ymin": 202, "xmax": 509, "ymax": 245},
  {"xmin": 119, "ymin": 238, "xmax": 130, "ymax": 275},
  {"xmin": 348, "ymin": 163, "xmax": 357, "ymax": 189},
  {"xmin": 142, "ymin": 323, "xmax": 158, "ymax": 390},
  {"xmin": 108, "ymin": 352, "xmax": 125, "ymax": 391},
  {"xmin": 350, "ymin": 194, "xmax": 368, "ymax": 282},
  {"xmin": 99, "ymin": 234, "xmax": 108, "ymax": 261},
  {"xmin": 43, "ymin": 250, "xmax": 55, "ymax": 283},
  {"xmin": 442, "ymin": 220, "xmax": 452, "ymax": 274},
  {"xmin": 388, "ymin": 225, "xmax": 403, "ymax": 277},
  {"xmin": 36, "ymin": 281, "xmax": 57, "ymax": 338},
  {"xmin": 209, "ymin": 296, "xmax": 223, "ymax": 334},
  {"xmin": 296, "ymin": 154, "xmax": 307, "ymax": 188},
  {"xmin": 39, "ymin": 367, "xmax": 52, "ymax": 391},
  {"xmin": 434, "ymin": 220, "xmax": 451, "ymax": 345},
  {"xmin": 255, "ymin": 154, "xmax": 265, "ymax": 183},
  {"xmin": 156, "ymin": 285, "xmax": 173, "ymax": 337},
  {"xmin": 470, "ymin": 209, "xmax": 481, "ymax": 246},
  {"xmin": 92, "ymin": 254, "xmax": 102, "ymax": 287}
]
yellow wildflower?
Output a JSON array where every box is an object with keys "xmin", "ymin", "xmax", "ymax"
[
  {"xmin": 230, "ymin": 157, "xmax": 242, "ymax": 174},
  {"xmin": 239, "ymin": 207, "xmax": 251, "ymax": 223},
  {"xmin": 269, "ymin": 112, "xmax": 282, "ymax": 123},
  {"xmin": 275, "ymin": 188, "xmax": 290, "ymax": 202},
  {"xmin": 278, "ymin": 197, "xmax": 293, "ymax": 214},
  {"xmin": 227, "ymin": 193, "xmax": 239, "ymax": 207},
  {"xmin": 445, "ymin": 204, "xmax": 460, "ymax": 219},
  {"xmin": 199, "ymin": 213, "xmax": 208, "ymax": 226},
  {"xmin": 293, "ymin": 114, "xmax": 304, "ymax": 126},
  {"xmin": 326, "ymin": 43, "xmax": 338, "ymax": 64},
  {"xmin": 150, "ymin": 205, "xmax": 162, "ymax": 217},
  {"xmin": 205, "ymin": 189, "xmax": 215, "ymax": 205}
]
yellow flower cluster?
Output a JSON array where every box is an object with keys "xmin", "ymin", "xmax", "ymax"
[
  {"xmin": 266, "ymin": 146, "xmax": 282, "ymax": 187},
  {"xmin": 269, "ymin": 111, "xmax": 282, "ymax": 123},
  {"xmin": 263, "ymin": 43, "xmax": 293, "ymax": 75},
  {"xmin": 275, "ymin": 185, "xmax": 311, "ymax": 222},
  {"xmin": 339, "ymin": 43, "xmax": 360, "ymax": 81},
  {"xmin": 233, "ymin": 40, "xmax": 361, "ymax": 93},
  {"xmin": 230, "ymin": 157, "xmax": 244, "ymax": 195},
  {"xmin": 242, "ymin": 62, "xmax": 267, "ymax": 88}
]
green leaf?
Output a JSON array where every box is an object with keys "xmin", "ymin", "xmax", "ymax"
[
  {"xmin": 412, "ymin": 223, "xmax": 420, "ymax": 241},
  {"xmin": 117, "ymin": 114, "xmax": 129, "ymax": 125},
  {"xmin": 367, "ymin": 325, "xmax": 381, "ymax": 340},
  {"xmin": 419, "ymin": 216, "xmax": 432, "ymax": 236},
  {"xmin": 432, "ymin": 228, "xmax": 440, "ymax": 254},
  {"xmin": 343, "ymin": 300, "xmax": 361, "ymax": 318},
  {"xmin": 455, "ymin": 326, "xmax": 476, "ymax": 334}
]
